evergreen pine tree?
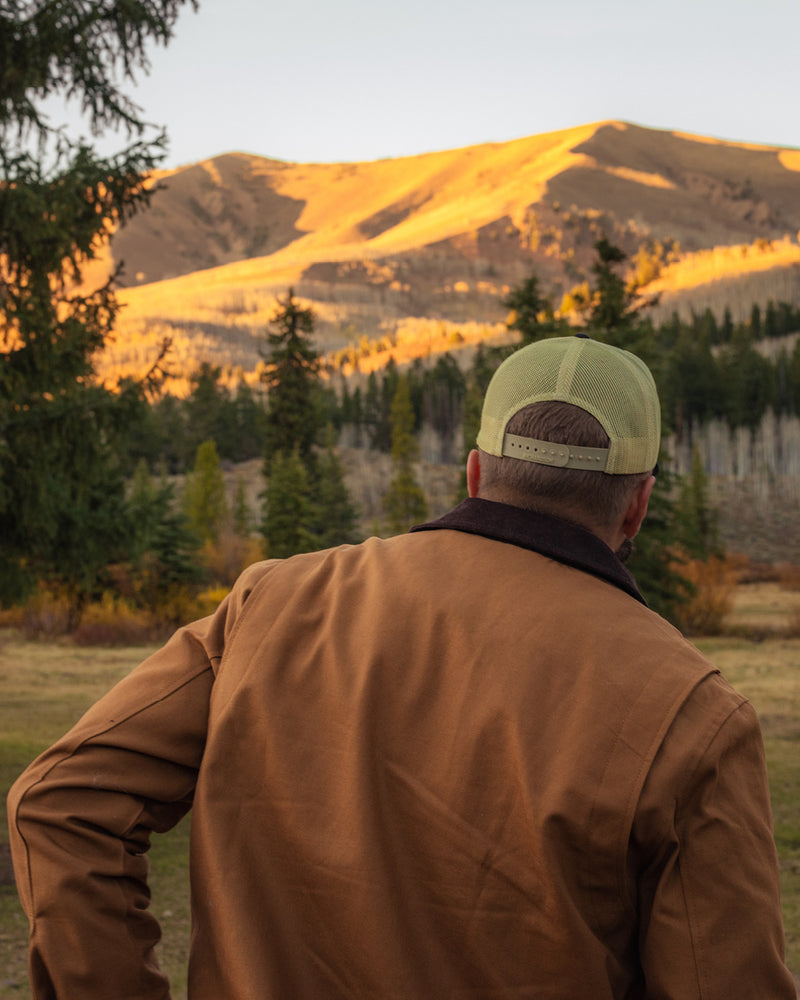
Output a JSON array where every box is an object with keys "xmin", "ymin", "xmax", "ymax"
[
  {"xmin": 349, "ymin": 385, "xmax": 365, "ymax": 447},
  {"xmin": 368, "ymin": 359, "xmax": 400, "ymax": 452},
  {"xmin": 150, "ymin": 393, "xmax": 191, "ymax": 473},
  {"xmin": 129, "ymin": 459, "xmax": 160, "ymax": 527},
  {"xmin": 717, "ymin": 326, "xmax": 774, "ymax": 428},
  {"xmin": 364, "ymin": 372, "xmax": 382, "ymax": 449},
  {"xmin": 311, "ymin": 427, "xmax": 360, "ymax": 549},
  {"xmin": 182, "ymin": 363, "xmax": 243, "ymax": 461},
  {"xmin": 421, "ymin": 355, "xmax": 467, "ymax": 463},
  {"xmin": 696, "ymin": 308, "xmax": 719, "ymax": 346},
  {"xmin": 383, "ymin": 377, "xmax": 428, "ymax": 535},
  {"xmin": 672, "ymin": 448, "xmax": 722, "ymax": 560},
  {"xmin": 258, "ymin": 291, "xmax": 358, "ymax": 556},
  {"xmin": 585, "ymin": 237, "xmax": 657, "ymax": 361},
  {"xmin": 626, "ymin": 463, "xmax": 693, "ymax": 623},
  {"xmin": 183, "ymin": 440, "xmax": 229, "ymax": 544},
  {"xmin": 720, "ymin": 307, "xmax": 734, "ymax": 343},
  {"xmin": 260, "ymin": 289, "xmax": 324, "ymax": 470},
  {"xmin": 764, "ymin": 301, "xmax": 779, "ymax": 339},
  {"xmin": 749, "ymin": 303, "xmax": 762, "ymax": 339},
  {"xmin": 502, "ymin": 272, "xmax": 565, "ymax": 344},
  {"xmin": 788, "ymin": 339, "xmax": 800, "ymax": 416},
  {"xmin": 587, "ymin": 238, "xmax": 635, "ymax": 337},
  {"xmin": 262, "ymin": 450, "xmax": 319, "ymax": 558},
  {"xmin": 661, "ymin": 327, "xmax": 719, "ymax": 437},
  {"xmin": 773, "ymin": 348, "xmax": 791, "ymax": 416},
  {"xmin": 126, "ymin": 462, "xmax": 203, "ymax": 622},
  {"xmin": 0, "ymin": 0, "xmax": 196, "ymax": 612},
  {"xmin": 230, "ymin": 381, "xmax": 268, "ymax": 463},
  {"xmin": 232, "ymin": 476, "xmax": 253, "ymax": 537}
]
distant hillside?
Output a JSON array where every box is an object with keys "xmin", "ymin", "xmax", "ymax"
[{"xmin": 89, "ymin": 120, "xmax": 800, "ymax": 386}]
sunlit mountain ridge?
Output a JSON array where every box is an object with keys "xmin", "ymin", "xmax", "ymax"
[{"xmin": 90, "ymin": 120, "xmax": 800, "ymax": 386}]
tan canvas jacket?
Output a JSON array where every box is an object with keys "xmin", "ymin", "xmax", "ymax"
[{"xmin": 8, "ymin": 500, "xmax": 796, "ymax": 999}]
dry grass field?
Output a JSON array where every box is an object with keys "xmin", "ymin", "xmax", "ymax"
[{"xmin": 1, "ymin": 581, "xmax": 799, "ymax": 997}]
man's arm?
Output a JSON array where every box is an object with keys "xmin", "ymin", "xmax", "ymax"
[
  {"xmin": 633, "ymin": 676, "xmax": 795, "ymax": 999},
  {"xmin": 7, "ymin": 562, "xmax": 270, "ymax": 1000}
]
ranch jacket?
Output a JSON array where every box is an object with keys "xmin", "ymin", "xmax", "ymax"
[{"xmin": 8, "ymin": 499, "xmax": 795, "ymax": 999}]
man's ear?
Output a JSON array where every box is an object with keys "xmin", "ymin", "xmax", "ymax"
[
  {"xmin": 466, "ymin": 449, "xmax": 481, "ymax": 498},
  {"xmin": 622, "ymin": 475, "xmax": 656, "ymax": 539}
]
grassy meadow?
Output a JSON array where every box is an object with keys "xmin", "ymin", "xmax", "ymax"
[{"xmin": 1, "ymin": 584, "xmax": 799, "ymax": 998}]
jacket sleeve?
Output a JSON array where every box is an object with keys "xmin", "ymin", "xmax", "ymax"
[
  {"xmin": 633, "ymin": 674, "xmax": 796, "ymax": 999},
  {"xmin": 6, "ymin": 561, "xmax": 272, "ymax": 1000}
]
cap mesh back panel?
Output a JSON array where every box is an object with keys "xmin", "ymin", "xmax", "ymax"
[{"xmin": 477, "ymin": 337, "xmax": 660, "ymax": 473}]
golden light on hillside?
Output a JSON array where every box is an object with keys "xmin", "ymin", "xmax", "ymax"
[
  {"xmin": 70, "ymin": 120, "xmax": 800, "ymax": 388},
  {"xmin": 648, "ymin": 238, "xmax": 800, "ymax": 294},
  {"xmin": 601, "ymin": 167, "xmax": 676, "ymax": 190},
  {"xmin": 779, "ymin": 150, "xmax": 800, "ymax": 173}
]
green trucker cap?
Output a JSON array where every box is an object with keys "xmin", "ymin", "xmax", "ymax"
[{"xmin": 476, "ymin": 335, "xmax": 660, "ymax": 475}]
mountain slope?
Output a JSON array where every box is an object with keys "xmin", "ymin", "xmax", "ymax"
[
  {"xmin": 111, "ymin": 120, "xmax": 800, "ymax": 287},
  {"xmin": 91, "ymin": 120, "xmax": 800, "ymax": 384}
]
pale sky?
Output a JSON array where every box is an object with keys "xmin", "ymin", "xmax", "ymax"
[{"xmin": 58, "ymin": 0, "xmax": 800, "ymax": 168}]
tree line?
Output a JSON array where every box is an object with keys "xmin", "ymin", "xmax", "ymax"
[
  {"xmin": 107, "ymin": 238, "xmax": 745, "ymax": 626},
  {"xmin": 125, "ymin": 269, "xmax": 800, "ymax": 482},
  {"xmin": 0, "ymin": 4, "xmax": 786, "ymax": 634},
  {"xmin": 12, "ymin": 238, "xmax": 787, "ymax": 629}
]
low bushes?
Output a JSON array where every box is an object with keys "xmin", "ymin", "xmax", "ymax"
[{"xmin": 673, "ymin": 555, "xmax": 739, "ymax": 636}]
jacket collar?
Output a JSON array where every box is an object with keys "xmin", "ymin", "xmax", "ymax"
[{"xmin": 409, "ymin": 498, "xmax": 646, "ymax": 606}]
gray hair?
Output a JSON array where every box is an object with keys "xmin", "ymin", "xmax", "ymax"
[{"xmin": 477, "ymin": 401, "xmax": 652, "ymax": 532}]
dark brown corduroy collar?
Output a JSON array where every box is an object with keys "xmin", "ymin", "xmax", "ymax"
[{"xmin": 409, "ymin": 498, "xmax": 646, "ymax": 606}]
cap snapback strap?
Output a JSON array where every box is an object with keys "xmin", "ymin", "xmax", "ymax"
[{"xmin": 502, "ymin": 433, "xmax": 610, "ymax": 471}]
